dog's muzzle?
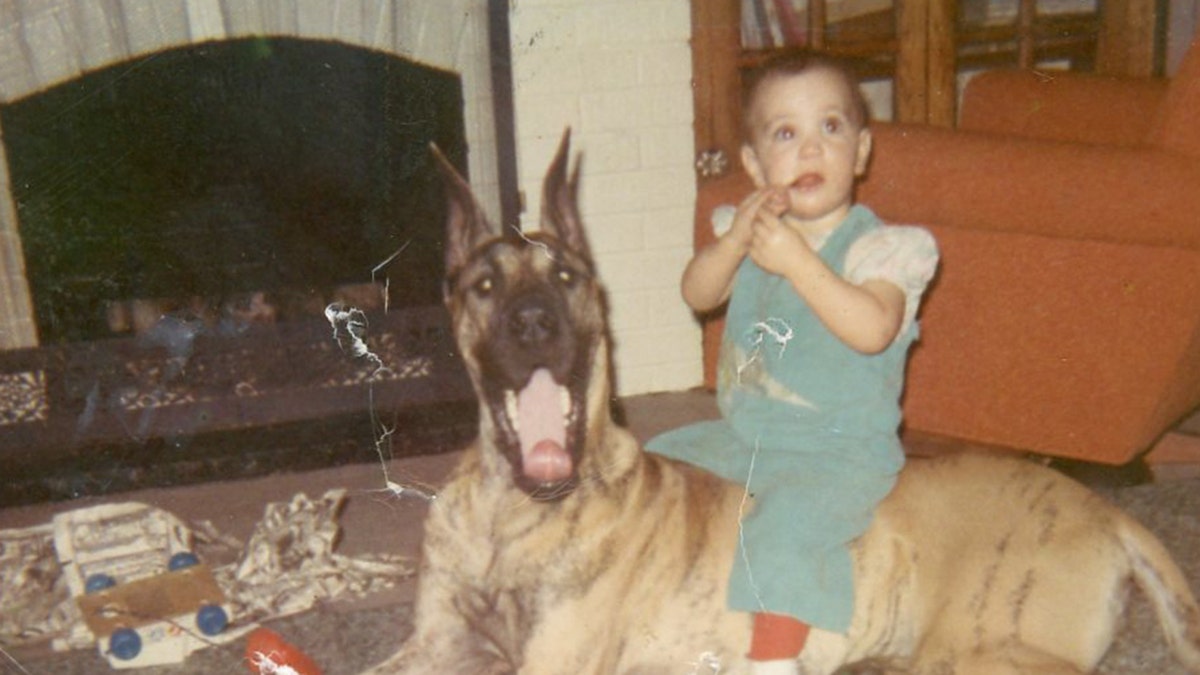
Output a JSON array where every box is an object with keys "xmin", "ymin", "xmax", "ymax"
[
  {"xmin": 506, "ymin": 294, "xmax": 560, "ymax": 350},
  {"xmin": 480, "ymin": 289, "xmax": 585, "ymax": 496}
]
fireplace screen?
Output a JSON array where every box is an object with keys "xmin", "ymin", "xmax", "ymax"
[{"xmin": 0, "ymin": 37, "xmax": 481, "ymax": 503}]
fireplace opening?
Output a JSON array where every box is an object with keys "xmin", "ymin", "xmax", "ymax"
[
  {"xmin": 0, "ymin": 36, "xmax": 486, "ymax": 504},
  {"xmin": 3, "ymin": 36, "xmax": 464, "ymax": 344}
]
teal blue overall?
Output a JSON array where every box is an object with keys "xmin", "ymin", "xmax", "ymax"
[{"xmin": 647, "ymin": 205, "xmax": 914, "ymax": 632}]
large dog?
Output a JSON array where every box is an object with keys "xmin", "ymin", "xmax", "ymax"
[{"xmin": 363, "ymin": 132, "xmax": 1200, "ymax": 674}]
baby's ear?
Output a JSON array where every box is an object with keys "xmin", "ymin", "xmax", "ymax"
[
  {"xmin": 855, "ymin": 128, "xmax": 873, "ymax": 176},
  {"xmin": 740, "ymin": 144, "xmax": 768, "ymax": 187}
]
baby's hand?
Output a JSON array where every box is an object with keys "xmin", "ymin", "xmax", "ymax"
[
  {"xmin": 725, "ymin": 188, "xmax": 784, "ymax": 252},
  {"xmin": 749, "ymin": 205, "xmax": 813, "ymax": 278}
]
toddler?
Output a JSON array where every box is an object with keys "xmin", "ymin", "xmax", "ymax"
[{"xmin": 647, "ymin": 51, "xmax": 938, "ymax": 675}]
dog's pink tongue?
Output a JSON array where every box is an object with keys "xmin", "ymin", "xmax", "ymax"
[{"xmin": 518, "ymin": 368, "xmax": 571, "ymax": 483}]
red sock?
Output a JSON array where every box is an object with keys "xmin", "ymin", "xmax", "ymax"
[{"xmin": 748, "ymin": 612, "xmax": 810, "ymax": 661}]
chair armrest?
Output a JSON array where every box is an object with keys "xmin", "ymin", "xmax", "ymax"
[
  {"xmin": 858, "ymin": 123, "xmax": 1200, "ymax": 250},
  {"xmin": 959, "ymin": 70, "xmax": 1169, "ymax": 147}
]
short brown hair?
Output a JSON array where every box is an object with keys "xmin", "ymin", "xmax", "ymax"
[{"xmin": 740, "ymin": 50, "xmax": 871, "ymax": 135}]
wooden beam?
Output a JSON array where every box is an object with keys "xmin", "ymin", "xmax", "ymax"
[
  {"xmin": 810, "ymin": 0, "xmax": 828, "ymax": 50},
  {"xmin": 1097, "ymin": 0, "xmax": 1158, "ymax": 76},
  {"xmin": 926, "ymin": 0, "xmax": 957, "ymax": 126},
  {"xmin": 894, "ymin": 0, "xmax": 929, "ymax": 123},
  {"xmin": 1016, "ymin": 0, "xmax": 1037, "ymax": 69},
  {"xmin": 691, "ymin": 0, "xmax": 743, "ymax": 180}
]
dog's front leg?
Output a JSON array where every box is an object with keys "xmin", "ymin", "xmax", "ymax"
[
  {"xmin": 357, "ymin": 470, "xmax": 524, "ymax": 674},
  {"xmin": 360, "ymin": 629, "xmax": 512, "ymax": 675},
  {"xmin": 358, "ymin": 592, "xmax": 514, "ymax": 675}
]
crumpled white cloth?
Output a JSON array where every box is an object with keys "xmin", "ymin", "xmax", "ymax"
[
  {"xmin": 217, "ymin": 489, "xmax": 413, "ymax": 621},
  {"xmin": 0, "ymin": 489, "xmax": 413, "ymax": 652}
]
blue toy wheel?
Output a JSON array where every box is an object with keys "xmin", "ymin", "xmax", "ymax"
[
  {"xmin": 109, "ymin": 627, "xmax": 142, "ymax": 660},
  {"xmin": 84, "ymin": 573, "xmax": 116, "ymax": 593},
  {"xmin": 195, "ymin": 604, "xmax": 229, "ymax": 636},
  {"xmin": 167, "ymin": 551, "xmax": 200, "ymax": 570}
]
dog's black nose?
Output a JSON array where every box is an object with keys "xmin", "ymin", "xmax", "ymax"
[{"xmin": 507, "ymin": 299, "xmax": 558, "ymax": 347}]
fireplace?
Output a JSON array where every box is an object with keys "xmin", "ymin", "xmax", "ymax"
[
  {"xmin": 5, "ymin": 36, "xmax": 462, "ymax": 345},
  {"xmin": 0, "ymin": 3, "xmax": 511, "ymax": 505}
]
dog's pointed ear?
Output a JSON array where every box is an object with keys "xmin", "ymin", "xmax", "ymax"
[
  {"xmin": 431, "ymin": 143, "xmax": 495, "ymax": 275},
  {"xmin": 540, "ymin": 128, "xmax": 591, "ymax": 263}
]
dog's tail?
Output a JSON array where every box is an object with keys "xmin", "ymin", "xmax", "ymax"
[{"xmin": 1119, "ymin": 515, "xmax": 1200, "ymax": 673}]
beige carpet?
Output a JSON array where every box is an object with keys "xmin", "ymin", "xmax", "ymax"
[{"xmin": 3, "ymin": 391, "xmax": 1198, "ymax": 674}]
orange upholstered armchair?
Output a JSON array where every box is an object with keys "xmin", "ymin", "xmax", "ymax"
[{"xmin": 696, "ymin": 36, "xmax": 1200, "ymax": 466}]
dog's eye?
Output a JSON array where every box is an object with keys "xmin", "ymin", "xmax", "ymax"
[
  {"xmin": 473, "ymin": 276, "xmax": 494, "ymax": 296},
  {"xmin": 556, "ymin": 267, "xmax": 575, "ymax": 286}
]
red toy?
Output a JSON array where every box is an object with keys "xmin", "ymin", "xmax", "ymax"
[{"xmin": 244, "ymin": 627, "xmax": 322, "ymax": 675}]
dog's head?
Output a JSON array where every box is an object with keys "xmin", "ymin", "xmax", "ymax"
[{"xmin": 434, "ymin": 130, "xmax": 609, "ymax": 501}]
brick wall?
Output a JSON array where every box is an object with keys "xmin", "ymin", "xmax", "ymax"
[{"xmin": 509, "ymin": 0, "xmax": 702, "ymax": 396}]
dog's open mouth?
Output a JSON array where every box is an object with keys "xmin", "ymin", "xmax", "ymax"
[
  {"xmin": 494, "ymin": 367, "xmax": 583, "ymax": 494},
  {"xmin": 508, "ymin": 368, "xmax": 573, "ymax": 483}
]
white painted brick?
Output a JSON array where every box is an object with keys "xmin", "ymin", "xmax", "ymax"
[
  {"xmin": 510, "ymin": 6, "xmax": 578, "ymax": 54},
  {"xmin": 658, "ymin": 0, "xmax": 693, "ymax": 42},
  {"xmin": 523, "ymin": 135, "xmax": 667, "ymax": 228},
  {"xmin": 620, "ymin": 343, "xmax": 702, "ymax": 388},
  {"xmin": 513, "ymin": 95, "xmax": 583, "ymax": 146},
  {"xmin": 514, "ymin": 131, "xmax": 591, "ymax": 222},
  {"xmin": 583, "ymin": 212, "xmax": 645, "ymax": 254},
  {"xmin": 575, "ymin": 1, "xmax": 688, "ymax": 47},
  {"xmin": 650, "ymin": 84, "xmax": 700, "ymax": 125},
  {"xmin": 513, "ymin": 0, "xmax": 591, "ymax": 7},
  {"xmin": 579, "ymin": 48, "xmax": 641, "ymax": 91},
  {"xmin": 659, "ymin": 365, "xmax": 706, "ymax": 394},
  {"xmin": 581, "ymin": 84, "xmax": 693, "ymax": 131},
  {"xmin": 611, "ymin": 327, "xmax": 675, "ymax": 369},
  {"xmin": 641, "ymin": 167, "xmax": 699, "ymax": 211},
  {"xmin": 663, "ymin": 331, "xmax": 704, "ymax": 371},
  {"xmin": 640, "ymin": 206, "xmax": 695, "ymax": 250},
  {"xmin": 594, "ymin": 252, "xmax": 655, "ymax": 294},
  {"xmin": 611, "ymin": 364, "xmax": 656, "ymax": 398},
  {"xmin": 638, "ymin": 126, "xmax": 696, "ymax": 169},
  {"xmin": 614, "ymin": 324, "xmax": 702, "ymax": 369},
  {"xmin": 648, "ymin": 288, "xmax": 697, "ymax": 327},
  {"xmin": 638, "ymin": 43, "xmax": 693, "ymax": 85},
  {"xmin": 576, "ymin": 132, "xmax": 642, "ymax": 176},
  {"xmin": 614, "ymin": 288, "xmax": 697, "ymax": 334},
  {"xmin": 511, "ymin": 49, "xmax": 583, "ymax": 94},
  {"xmin": 596, "ymin": 246, "xmax": 692, "ymax": 294},
  {"xmin": 519, "ymin": 185, "xmax": 655, "ymax": 238},
  {"xmin": 510, "ymin": 0, "xmax": 696, "ymax": 395},
  {"xmin": 583, "ymin": 166, "xmax": 694, "ymax": 216},
  {"xmin": 606, "ymin": 289, "xmax": 653, "ymax": 335},
  {"xmin": 578, "ymin": 89, "xmax": 644, "ymax": 132},
  {"xmin": 577, "ymin": 172, "xmax": 639, "ymax": 215},
  {"xmin": 519, "ymin": 128, "xmax": 582, "ymax": 169}
]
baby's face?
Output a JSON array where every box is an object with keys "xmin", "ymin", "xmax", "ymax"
[{"xmin": 741, "ymin": 67, "xmax": 871, "ymax": 229}]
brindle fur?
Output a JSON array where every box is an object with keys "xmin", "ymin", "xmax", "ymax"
[{"xmin": 362, "ymin": 131, "xmax": 1200, "ymax": 674}]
